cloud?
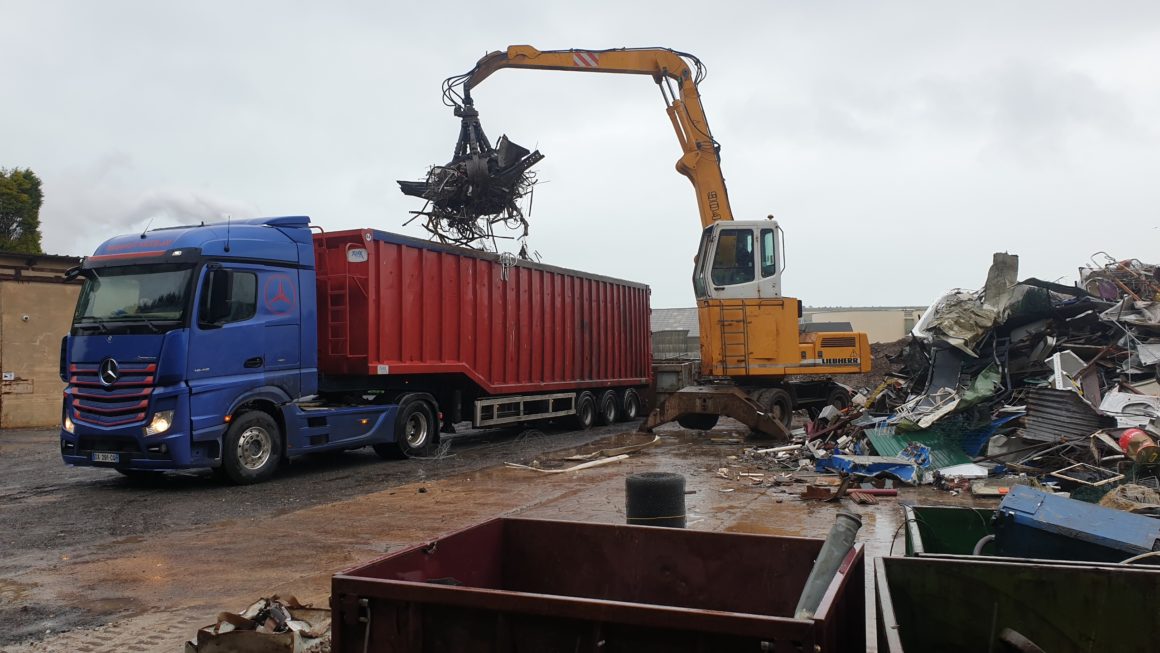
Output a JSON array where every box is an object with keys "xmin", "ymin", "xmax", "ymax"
[
  {"xmin": 39, "ymin": 154, "xmax": 258, "ymax": 256},
  {"xmin": 5, "ymin": 0, "xmax": 1160, "ymax": 307},
  {"xmin": 730, "ymin": 60, "xmax": 1143, "ymax": 165}
]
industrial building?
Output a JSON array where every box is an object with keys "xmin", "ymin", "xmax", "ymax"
[{"xmin": 0, "ymin": 250, "xmax": 80, "ymax": 428}]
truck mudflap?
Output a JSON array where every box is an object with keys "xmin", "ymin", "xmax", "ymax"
[{"xmin": 639, "ymin": 384, "xmax": 790, "ymax": 439}]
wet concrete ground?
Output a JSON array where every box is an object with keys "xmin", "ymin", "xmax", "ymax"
[{"xmin": 0, "ymin": 421, "xmax": 997, "ymax": 652}]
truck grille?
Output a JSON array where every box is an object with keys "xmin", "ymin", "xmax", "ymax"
[{"xmin": 69, "ymin": 363, "xmax": 155, "ymax": 426}]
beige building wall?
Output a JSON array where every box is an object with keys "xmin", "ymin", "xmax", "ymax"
[
  {"xmin": 0, "ymin": 253, "xmax": 82, "ymax": 429},
  {"xmin": 805, "ymin": 308, "xmax": 924, "ymax": 344}
]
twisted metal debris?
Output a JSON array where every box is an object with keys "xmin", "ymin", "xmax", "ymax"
[{"xmin": 398, "ymin": 79, "xmax": 543, "ymax": 255}]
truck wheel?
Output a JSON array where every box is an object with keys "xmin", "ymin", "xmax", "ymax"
[
  {"xmin": 222, "ymin": 411, "xmax": 282, "ymax": 484},
  {"xmin": 619, "ymin": 388, "xmax": 641, "ymax": 421},
  {"xmin": 374, "ymin": 397, "xmax": 437, "ymax": 460},
  {"xmin": 572, "ymin": 391, "xmax": 596, "ymax": 430},
  {"xmin": 677, "ymin": 413, "xmax": 720, "ymax": 430},
  {"xmin": 596, "ymin": 390, "xmax": 619, "ymax": 426}
]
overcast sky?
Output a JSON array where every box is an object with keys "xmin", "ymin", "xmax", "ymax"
[{"xmin": 3, "ymin": 1, "xmax": 1158, "ymax": 308}]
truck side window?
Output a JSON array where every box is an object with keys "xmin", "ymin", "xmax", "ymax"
[
  {"xmin": 710, "ymin": 229, "xmax": 755, "ymax": 286},
  {"xmin": 760, "ymin": 229, "xmax": 777, "ymax": 278},
  {"xmin": 199, "ymin": 270, "xmax": 257, "ymax": 326}
]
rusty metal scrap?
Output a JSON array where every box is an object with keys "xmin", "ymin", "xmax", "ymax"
[
  {"xmin": 399, "ymin": 98, "xmax": 543, "ymax": 255},
  {"xmin": 1082, "ymin": 252, "xmax": 1160, "ymax": 301},
  {"xmin": 846, "ymin": 490, "xmax": 879, "ymax": 505}
]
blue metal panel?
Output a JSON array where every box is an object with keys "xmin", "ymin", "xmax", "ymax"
[
  {"xmin": 282, "ymin": 403, "xmax": 397, "ymax": 452},
  {"xmin": 296, "ymin": 266, "xmax": 318, "ymax": 397},
  {"xmin": 89, "ymin": 216, "xmax": 311, "ymax": 266},
  {"xmin": 996, "ymin": 485, "xmax": 1160, "ymax": 563}
]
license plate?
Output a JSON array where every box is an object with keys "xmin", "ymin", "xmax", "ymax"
[{"xmin": 92, "ymin": 452, "xmax": 120, "ymax": 463}]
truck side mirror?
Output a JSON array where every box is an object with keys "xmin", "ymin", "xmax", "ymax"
[
  {"xmin": 64, "ymin": 265, "xmax": 98, "ymax": 283},
  {"xmin": 199, "ymin": 269, "xmax": 234, "ymax": 327}
]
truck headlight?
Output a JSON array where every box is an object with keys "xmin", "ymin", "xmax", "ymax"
[
  {"xmin": 63, "ymin": 413, "xmax": 75, "ymax": 434},
  {"xmin": 144, "ymin": 410, "xmax": 175, "ymax": 436}
]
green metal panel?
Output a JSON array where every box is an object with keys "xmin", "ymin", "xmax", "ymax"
[
  {"xmin": 877, "ymin": 556, "xmax": 1160, "ymax": 653},
  {"xmin": 902, "ymin": 505, "xmax": 995, "ymax": 556},
  {"xmin": 866, "ymin": 426, "xmax": 973, "ymax": 470}
]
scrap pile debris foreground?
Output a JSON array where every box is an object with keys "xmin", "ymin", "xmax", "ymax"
[
  {"xmin": 398, "ymin": 74, "xmax": 544, "ymax": 256},
  {"xmin": 747, "ymin": 251, "xmax": 1160, "ymax": 511}
]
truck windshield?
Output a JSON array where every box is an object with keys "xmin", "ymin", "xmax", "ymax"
[{"xmin": 73, "ymin": 264, "xmax": 195, "ymax": 333}]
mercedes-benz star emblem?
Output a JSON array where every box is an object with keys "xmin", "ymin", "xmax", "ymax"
[{"xmin": 99, "ymin": 358, "xmax": 120, "ymax": 387}]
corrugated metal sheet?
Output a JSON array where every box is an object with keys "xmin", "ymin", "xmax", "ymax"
[
  {"xmin": 315, "ymin": 229, "xmax": 652, "ymax": 395},
  {"xmin": 1023, "ymin": 387, "xmax": 1116, "ymax": 443},
  {"xmin": 866, "ymin": 426, "xmax": 973, "ymax": 470}
]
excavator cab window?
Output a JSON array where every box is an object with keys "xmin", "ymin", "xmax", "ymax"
[
  {"xmin": 760, "ymin": 228, "xmax": 777, "ymax": 277},
  {"xmin": 710, "ymin": 229, "xmax": 755, "ymax": 286},
  {"xmin": 692, "ymin": 228, "xmax": 713, "ymax": 299}
]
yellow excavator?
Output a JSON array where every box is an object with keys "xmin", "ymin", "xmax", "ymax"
[{"xmin": 436, "ymin": 46, "xmax": 871, "ymax": 438}]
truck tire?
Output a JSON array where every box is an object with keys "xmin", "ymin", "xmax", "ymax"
[
  {"xmin": 619, "ymin": 388, "xmax": 642, "ymax": 422},
  {"xmin": 572, "ymin": 391, "xmax": 596, "ymax": 430},
  {"xmin": 221, "ymin": 411, "xmax": 282, "ymax": 485},
  {"xmin": 374, "ymin": 396, "xmax": 437, "ymax": 460},
  {"xmin": 596, "ymin": 390, "xmax": 619, "ymax": 426},
  {"xmin": 677, "ymin": 413, "xmax": 720, "ymax": 430}
]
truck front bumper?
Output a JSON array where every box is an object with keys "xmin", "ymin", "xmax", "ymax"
[{"xmin": 60, "ymin": 388, "xmax": 213, "ymax": 471}]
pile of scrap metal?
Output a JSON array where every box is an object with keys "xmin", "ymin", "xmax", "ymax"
[
  {"xmin": 807, "ymin": 251, "xmax": 1160, "ymax": 499},
  {"xmin": 398, "ymin": 95, "xmax": 543, "ymax": 256}
]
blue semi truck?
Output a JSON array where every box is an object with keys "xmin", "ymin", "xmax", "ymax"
[{"xmin": 59, "ymin": 216, "xmax": 652, "ymax": 483}]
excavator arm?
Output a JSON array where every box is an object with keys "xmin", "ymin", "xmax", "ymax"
[{"xmin": 456, "ymin": 46, "xmax": 734, "ymax": 229}]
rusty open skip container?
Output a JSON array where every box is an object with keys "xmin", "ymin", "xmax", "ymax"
[{"xmin": 332, "ymin": 517, "xmax": 864, "ymax": 652}]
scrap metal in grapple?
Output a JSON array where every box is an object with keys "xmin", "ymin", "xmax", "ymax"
[{"xmin": 398, "ymin": 102, "xmax": 543, "ymax": 253}]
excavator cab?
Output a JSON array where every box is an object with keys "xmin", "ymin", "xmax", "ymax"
[{"xmin": 693, "ymin": 219, "xmax": 785, "ymax": 300}]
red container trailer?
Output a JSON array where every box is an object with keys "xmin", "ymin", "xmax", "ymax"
[{"xmin": 314, "ymin": 229, "xmax": 652, "ymax": 431}]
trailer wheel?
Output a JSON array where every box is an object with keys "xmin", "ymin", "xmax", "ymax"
[
  {"xmin": 596, "ymin": 390, "xmax": 619, "ymax": 426},
  {"xmin": 619, "ymin": 388, "xmax": 641, "ymax": 421},
  {"xmin": 374, "ymin": 397, "xmax": 436, "ymax": 460},
  {"xmin": 572, "ymin": 391, "xmax": 596, "ymax": 430},
  {"xmin": 221, "ymin": 411, "xmax": 283, "ymax": 484},
  {"xmin": 676, "ymin": 413, "xmax": 720, "ymax": 430}
]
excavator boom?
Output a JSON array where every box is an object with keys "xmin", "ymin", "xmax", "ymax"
[{"xmin": 457, "ymin": 46, "xmax": 733, "ymax": 229}]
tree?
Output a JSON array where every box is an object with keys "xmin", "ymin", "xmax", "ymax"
[{"xmin": 0, "ymin": 168, "xmax": 44, "ymax": 254}]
